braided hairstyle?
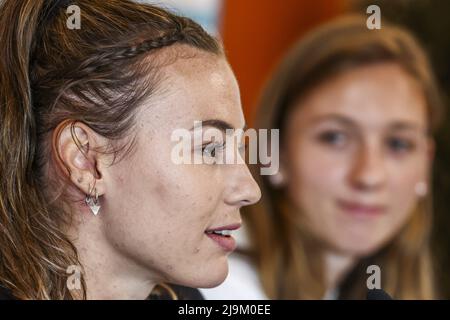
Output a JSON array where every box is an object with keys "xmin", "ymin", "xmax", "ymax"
[{"xmin": 0, "ymin": 0, "xmax": 222, "ymax": 299}]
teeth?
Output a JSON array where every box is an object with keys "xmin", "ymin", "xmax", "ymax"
[{"xmin": 208, "ymin": 230, "xmax": 232, "ymax": 236}]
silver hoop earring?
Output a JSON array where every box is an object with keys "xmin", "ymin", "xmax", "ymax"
[{"xmin": 85, "ymin": 184, "xmax": 101, "ymax": 216}]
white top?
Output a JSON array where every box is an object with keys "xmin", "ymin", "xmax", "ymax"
[
  {"xmin": 323, "ymin": 287, "xmax": 339, "ymax": 300},
  {"xmin": 200, "ymin": 225, "xmax": 268, "ymax": 300}
]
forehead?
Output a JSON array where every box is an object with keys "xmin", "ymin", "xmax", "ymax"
[
  {"xmin": 141, "ymin": 48, "xmax": 244, "ymax": 132},
  {"xmin": 292, "ymin": 63, "xmax": 428, "ymax": 130}
]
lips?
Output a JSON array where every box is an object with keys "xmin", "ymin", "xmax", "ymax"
[
  {"xmin": 337, "ymin": 200, "xmax": 386, "ymax": 216},
  {"xmin": 205, "ymin": 223, "xmax": 241, "ymax": 252}
]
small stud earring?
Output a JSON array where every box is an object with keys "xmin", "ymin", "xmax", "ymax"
[
  {"xmin": 85, "ymin": 183, "xmax": 101, "ymax": 215},
  {"xmin": 415, "ymin": 182, "xmax": 428, "ymax": 197},
  {"xmin": 269, "ymin": 172, "xmax": 285, "ymax": 187}
]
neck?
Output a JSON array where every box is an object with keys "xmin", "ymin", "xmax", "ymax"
[
  {"xmin": 68, "ymin": 213, "xmax": 158, "ymax": 300},
  {"xmin": 323, "ymin": 250, "xmax": 356, "ymax": 295}
]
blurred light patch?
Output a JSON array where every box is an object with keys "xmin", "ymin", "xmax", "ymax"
[{"xmin": 136, "ymin": 0, "xmax": 223, "ymax": 35}]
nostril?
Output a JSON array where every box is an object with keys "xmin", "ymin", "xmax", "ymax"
[{"xmin": 243, "ymin": 187, "xmax": 261, "ymax": 206}]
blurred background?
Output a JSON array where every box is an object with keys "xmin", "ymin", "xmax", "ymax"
[{"xmin": 146, "ymin": 0, "xmax": 450, "ymax": 298}]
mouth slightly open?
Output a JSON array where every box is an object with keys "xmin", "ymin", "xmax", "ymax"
[
  {"xmin": 205, "ymin": 223, "xmax": 241, "ymax": 252},
  {"xmin": 337, "ymin": 199, "xmax": 386, "ymax": 217}
]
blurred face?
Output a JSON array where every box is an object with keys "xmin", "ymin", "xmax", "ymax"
[
  {"xmin": 284, "ymin": 63, "xmax": 432, "ymax": 256},
  {"xmin": 100, "ymin": 51, "xmax": 261, "ymax": 288}
]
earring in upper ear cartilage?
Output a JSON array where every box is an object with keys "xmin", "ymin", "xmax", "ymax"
[{"xmin": 85, "ymin": 184, "xmax": 101, "ymax": 215}]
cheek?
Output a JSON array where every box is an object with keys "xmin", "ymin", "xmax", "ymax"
[
  {"xmin": 120, "ymin": 162, "xmax": 216, "ymax": 235},
  {"xmin": 385, "ymin": 157, "xmax": 427, "ymax": 218},
  {"xmin": 103, "ymin": 142, "xmax": 223, "ymax": 261},
  {"xmin": 287, "ymin": 143, "xmax": 349, "ymax": 213},
  {"xmin": 100, "ymin": 151, "xmax": 231, "ymax": 287},
  {"xmin": 131, "ymin": 137, "xmax": 218, "ymax": 210}
]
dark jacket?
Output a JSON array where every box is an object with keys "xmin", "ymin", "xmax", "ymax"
[{"xmin": 0, "ymin": 284, "xmax": 203, "ymax": 300}]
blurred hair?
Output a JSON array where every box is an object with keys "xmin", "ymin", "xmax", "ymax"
[
  {"xmin": 245, "ymin": 14, "xmax": 443, "ymax": 299},
  {"xmin": 0, "ymin": 0, "xmax": 222, "ymax": 299}
]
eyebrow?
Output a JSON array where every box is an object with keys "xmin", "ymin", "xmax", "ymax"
[
  {"xmin": 190, "ymin": 119, "xmax": 246, "ymax": 133},
  {"xmin": 388, "ymin": 122, "xmax": 426, "ymax": 132},
  {"xmin": 309, "ymin": 114, "xmax": 357, "ymax": 128},
  {"xmin": 310, "ymin": 114, "xmax": 426, "ymax": 133}
]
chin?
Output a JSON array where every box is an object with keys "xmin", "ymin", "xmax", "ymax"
[
  {"xmin": 171, "ymin": 259, "xmax": 229, "ymax": 289},
  {"xmin": 197, "ymin": 261, "xmax": 229, "ymax": 288},
  {"xmin": 197, "ymin": 274, "xmax": 228, "ymax": 288}
]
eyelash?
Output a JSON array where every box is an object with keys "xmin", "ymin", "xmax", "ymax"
[
  {"xmin": 387, "ymin": 137, "xmax": 416, "ymax": 153},
  {"xmin": 318, "ymin": 130, "xmax": 347, "ymax": 147},
  {"xmin": 201, "ymin": 142, "xmax": 226, "ymax": 158}
]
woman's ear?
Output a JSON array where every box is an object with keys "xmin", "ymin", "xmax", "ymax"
[{"xmin": 52, "ymin": 119, "xmax": 108, "ymax": 197}]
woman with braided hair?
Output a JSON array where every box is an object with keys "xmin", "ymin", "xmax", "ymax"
[{"xmin": 0, "ymin": 0, "xmax": 261, "ymax": 299}]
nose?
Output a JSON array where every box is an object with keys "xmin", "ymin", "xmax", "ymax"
[
  {"xmin": 224, "ymin": 162, "xmax": 262, "ymax": 207},
  {"xmin": 349, "ymin": 141, "xmax": 387, "ymax": 191}
]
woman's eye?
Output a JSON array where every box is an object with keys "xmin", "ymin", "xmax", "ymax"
[
  {"xmin": 317, "ymin": 130, "xmax": 347, "ymax": 147},
  {"xmin": 202, "ymin": 144, "xmax": 215, "ymax": 157},
  {"xmin": 387, "ymin": 137, "xmax": 415, "ymax": 153},
  {"xmin": 202, "ymin": 142, "xmax": 225, "ymax": 158}
]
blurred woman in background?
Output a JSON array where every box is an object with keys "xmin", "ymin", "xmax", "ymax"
[{"xmin": 203, "ymin": 15, "xmax": 443, "ymax": 300}]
